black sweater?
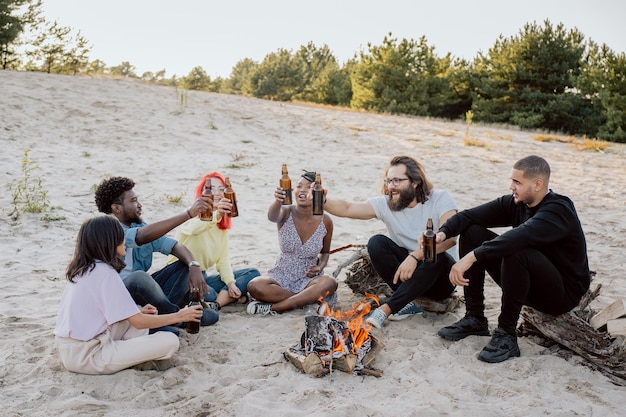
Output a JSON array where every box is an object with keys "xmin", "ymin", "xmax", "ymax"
[{"xmin": 439, "ymin": 191, "xmax": 590, "ymax": 298}]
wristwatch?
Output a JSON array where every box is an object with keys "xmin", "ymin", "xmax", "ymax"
[{"xmin": 188, "ymin": 260, "xmax": 201, "ymax": 268}]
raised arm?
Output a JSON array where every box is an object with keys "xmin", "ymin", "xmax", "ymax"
[
  {"xmin": 324, "ymin": 197, "xmax": 376, "ymax": 220},
  {"xmin": 268, "ymin": 187, "xmax": 290, "ymax": 225},
  {"xmin": 135, "ymin": 197, "xmax": 211, "ymax": 245}
]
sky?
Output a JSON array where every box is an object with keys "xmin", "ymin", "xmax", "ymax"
[{"xmin": 40, "ymin": 0, "xmax": 626, "ymax": 79}]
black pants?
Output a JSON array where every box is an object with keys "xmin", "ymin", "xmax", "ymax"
[
  {"xmin": 460, "ymin": 225, "xmax": 581, "ymax": 332},
  {"xmin": 367, "ymin": 234, "xmax": 455, "ymax": 314}
]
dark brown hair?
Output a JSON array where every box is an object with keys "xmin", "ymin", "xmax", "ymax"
[
  {"xmin": 66, "ymin": 216, "xmax": 126, "ymax": 282},
  {"xmin": 513, "ymin": 155, "xmax": 551, "ymax": 183},
  {"xmin": 384, "ymin": 155, "xmax": 433, "ymax": 203}
]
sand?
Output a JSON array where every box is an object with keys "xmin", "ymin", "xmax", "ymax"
[{"xmin": 1, "ymin": 70, "xmax": 625, "ymax": 416}]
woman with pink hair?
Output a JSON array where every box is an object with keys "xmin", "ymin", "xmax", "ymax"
[{"xmin": 166, "ymin": 172, "xmax": 260, "ymax": 309}]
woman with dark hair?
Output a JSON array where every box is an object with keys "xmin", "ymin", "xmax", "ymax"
[
  {"xmin": 166, "ymin": 171, "xmax": 260, "ymax": 309},
  {"xmin": 54, "ymin": 215, "xmax": 202, "ymax": 375},
  {"xmin": 246, "ymin": 171, "xmax": 337, "ymax": 315}
]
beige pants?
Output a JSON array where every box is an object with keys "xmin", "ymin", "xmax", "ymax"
[{"xmin": 56, "ymin": 320, "xmax": 179, "ymax": 375}]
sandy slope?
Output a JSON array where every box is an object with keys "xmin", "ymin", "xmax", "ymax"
[{"xmin": 1, "ymin": 70, "xmax": 625, "ymax": 417}]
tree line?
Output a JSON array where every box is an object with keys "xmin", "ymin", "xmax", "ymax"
[{"xmin": 2, "ymin": 0, "xmax": 624, "ymax": 142}]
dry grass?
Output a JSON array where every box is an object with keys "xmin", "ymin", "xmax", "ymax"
[
  {"xmin": 485, "ymin": 131, "xmax": 513, "ymax": 141},
  {"xmin": 571, "ymin": 138, "xmax": 612, "ymax": 152},
  {"xmin": 225, "ymin": 152, "xmax": 256, "ymax": 169},
  {"xmin": 164, "ymin": 193, "xmax": 184, "ymax": 204},
  {"xmin": 463, "ymin": 137, "xmax": 488, "ymax": 148},
  {"xmin": 348, "ymin": 125, "xmax": 370, "ymax": 132},
  {"xmin": 436, "ymin": 130, "xmax": 456, "ymax": 137},
  {"xmin": 532, "ymin": 134, "xmax": 576, "ymax": 143},
  {"xmin": 533, "ymin": 133, "xmax": 612, "ymax": 152}
]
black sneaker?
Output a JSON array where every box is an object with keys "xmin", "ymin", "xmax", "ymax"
[
  {"xmin": 437, "ymin": 315, "xmax": 490, "ymax": 341},
  {"xmin": 478, "ymin": 328, "xmax": 521, "ymax": 363}
]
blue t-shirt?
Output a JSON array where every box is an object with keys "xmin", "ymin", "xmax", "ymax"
[{"xmin": 120, "ymin": 222, "xmax": 177, "ymax": 279}]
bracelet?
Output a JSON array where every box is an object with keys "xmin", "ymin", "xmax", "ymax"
[
  {"xmin": 186, "ymin": 209, "xmax": 192, "ymax": 219},
  {"xmin": 409, "ymin": 253, "xmax": 419, "ymax": 262}
]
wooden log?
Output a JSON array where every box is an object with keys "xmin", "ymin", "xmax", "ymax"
[
  {"xmin": 362, "ymin": 335, "xmax": 385, "ymax": 368},
  {"xmin": 607, "ymin": 318, "xmax": 626, "ymax": 337},
  {"xmin": 357, "ymin": 367, "xmax": 384, "ymax": 378},
  {"xmin": 590, "ymin": 298, "xmax": 626, "ymax": 329},
  {"xmin": 283, "ymin": 349, "xmax": 324, "ymax": 375},
  {"xmin": 332, "ymin": 249, "xmax": 368, "ymax": 278},
  {"xmin": 520, "ymin": 306, "xmax": 626, "ymax": 385},
  {"xmin": 414, "ymin": 295, "xmax": 461, "ymax": 314},
  {"xmin": 331, "ymin": 353, "xmax": 358, "ymax": 373}
]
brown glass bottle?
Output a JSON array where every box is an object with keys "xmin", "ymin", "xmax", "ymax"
[
  {"xmin": 423, "ymin": 217, "xmax": 437, "ymax": 263},
  {"xmin": 224, "ymin": 177, "xmax": 239, "ymax": 218},
  {"xmin": 312, "ymin": 173, "xmax": 324, "ymax": 215},
  {"xmin": 280, "ymin": 164, "xmax": 292, "ymax": 205},
  {"xmin": 200, "ymin": 178, "xmax": 214, "ymax": 221},
  {"xmin": 186, "ymin": 287, "xmax": 201, "ymax": 334}
]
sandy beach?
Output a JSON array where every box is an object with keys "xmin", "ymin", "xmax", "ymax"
[{"xmin": 1, "ymin": 70, "xmax": 625, "ymax": 416}]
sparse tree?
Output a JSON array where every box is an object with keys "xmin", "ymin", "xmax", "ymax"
[
  {"xmin": 224, "ymin": 58, "xmax": 258, "ymax": 94},
  {"xmin": 249, "ymin": 48, "xmax": 304, "ymax": 101},
  {"xmin": 0, "ymin": 0, "xmax": 42, "ymax": 69},
  {"xmin": 61, "ymin": 29, "xmax": 91, "ymax": 74},
  {"xmin": 86, "ymin": 58, "xmax": 107, "ymax": 74},
  {"xmin": 351, "ymin": 33, "xmax": 457, "ymax": 117},
  {"xmin": 28, "ymin": 20, "xmax": 71, "ymax": 73},
  {"xmin": 108, "ymin": 61, "xmax": 137, "ymax": 77},
  {"xmin": 181, "ymin": 66, "xmax": 211, "ymax": 90}
]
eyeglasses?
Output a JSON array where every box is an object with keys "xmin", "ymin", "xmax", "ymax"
[{"xmin": 384, "ymin": 178, "xmax": 410, "ymax": 187}]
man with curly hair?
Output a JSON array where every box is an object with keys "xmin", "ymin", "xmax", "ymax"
[{"xmin": 95, "ymin": 176, "xmax": 218, "ymax": 330}]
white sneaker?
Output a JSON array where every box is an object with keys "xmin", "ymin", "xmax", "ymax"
[
  {"xmin": 246, "ymin": 301, "xmax": 275, "ymax": 316},
  {"xmin": 366, "ymin": 308, "xmax": 387, "ymax": 329}
]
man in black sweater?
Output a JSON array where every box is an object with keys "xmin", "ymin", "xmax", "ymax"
[{"xmin": 436, "ymin": 155, "xmax": 590, "ymax": 363}]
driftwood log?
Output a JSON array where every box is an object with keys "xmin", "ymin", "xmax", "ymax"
[
  {"xmin": 339, "ymin": 249, "xmax": 394, "ymax": 299},
  {"xmin": 519, "ymin": 282, "xmax": 626, "ymax": 386},
  {"xmin": 337, "ymin": 248, "xmax": 461, "ymax": 313}
]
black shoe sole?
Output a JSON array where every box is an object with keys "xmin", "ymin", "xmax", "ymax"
[
  {"xmin": 477, "ymin": 345, "xmax": 521, "ymax": 363},
  {"xmin": 437, "ymin": 328, "xmax": 490, "ymax": 341}
]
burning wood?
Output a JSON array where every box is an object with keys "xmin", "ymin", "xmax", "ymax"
[{"xmin": 284, "ymin": 296, "xmax": 385, "ymax": 377}]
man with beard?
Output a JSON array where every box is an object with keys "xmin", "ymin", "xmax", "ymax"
[
  {"xmin": 436, "ymin": 155, "xmax": 590, "ymax": 363},
  {"xmin": 324, "ymin": 155, "xmax": 458, "ymax": 329},
  {"xmin": 94, "ymin": 176, "xmax": 219, "ymax": 333}
]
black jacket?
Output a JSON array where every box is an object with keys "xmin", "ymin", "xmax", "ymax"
[{"xmin": 439, "ymin": 191, "xmax": 590, "ymax": 298}]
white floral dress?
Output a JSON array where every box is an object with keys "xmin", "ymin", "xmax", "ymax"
[{"xmin": 268, "ymin": 213, "xmax": 327, "ymax": 294}]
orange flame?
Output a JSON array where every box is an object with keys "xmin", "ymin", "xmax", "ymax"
[{"xmin": 318, "ymin": 293, "xmax": 379, "ymax": 354}]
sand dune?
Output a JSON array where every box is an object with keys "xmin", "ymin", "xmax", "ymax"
[{"xmin": 1, "ymin": 70, "xmax": 625, "ymax": 416}]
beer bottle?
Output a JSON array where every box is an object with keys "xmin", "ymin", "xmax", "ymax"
[
  {"xmin": 200, "ymin": 178, "xmax": 214, "ymax": 221},
  {"xmin": 186, "ymin": 287, "xmax": 201, "ymax": 334},
  {"xmin": 224, "ymin": 176, "xmax": 239, "ymax": 218},
  {"xmin": 280, "ymin": 164, "xmax": 293, "ymax": 205},
  {"xmin": 312, "ymin": 173, "xmax": 324, "ymax": 215},
  {"xmin": 423, "ymin": 218, "xmax": 437, "ymax": 263}
]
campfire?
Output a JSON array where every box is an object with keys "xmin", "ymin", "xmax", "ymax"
[{"xmin": 284, "ymin": 294, "xmax": 385, "ymax": 378}]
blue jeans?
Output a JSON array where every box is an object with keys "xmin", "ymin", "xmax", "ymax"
[
  {"xmin": 151, "ymin": 261, "xmax": 192, "ymax": 308},
  {"xmin": 203, "ymin": 267, "xmax": 261, "ymax": 302},
  {"xmin": 123, "ymin": 270, "xmax": 180, "ymax": 315}
]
